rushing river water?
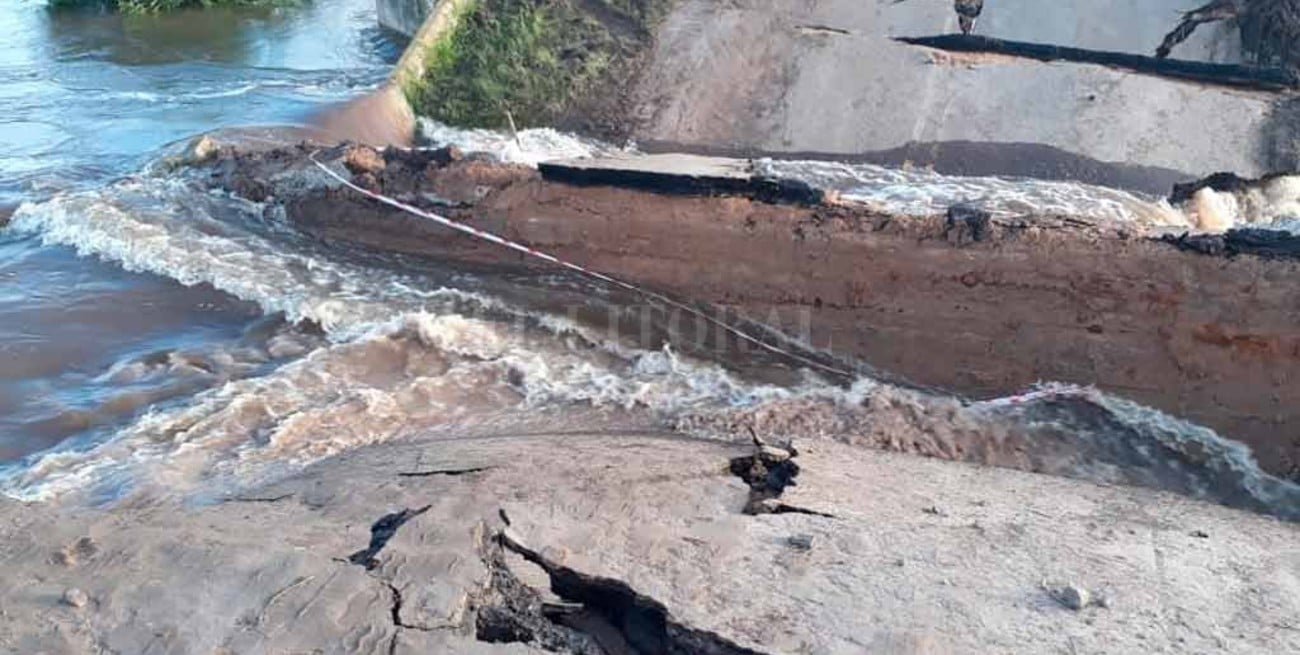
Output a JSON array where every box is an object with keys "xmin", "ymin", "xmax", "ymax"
[
  {"xmin": 0, "ymin": 0, "xmax": 399, "ymax": 461},
  {"xmin": 1, "ymin": 0, "xmax": 1297, "ymax": 519}
]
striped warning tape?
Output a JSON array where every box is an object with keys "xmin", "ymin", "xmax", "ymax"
[
  {"xmin": 309, "ymin": 154, "xmax": 855, "ymax": 378},
  {"xmin": 971, "ymin": 383, "xmax": 1100, "ymax": 408}
]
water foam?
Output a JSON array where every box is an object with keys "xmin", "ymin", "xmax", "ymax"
[
  {"xmin": 1, "ymin": 310, "xmax": 800, "ymax": 502},
  {"xmin": 418, "ymin": 121, "xmax": 1194, "ymax": 231},
  {"xmin": 8, "ymin": 178, "xmax": 487, "ymax": 337},
  {"xmin": 680, "ymin": 380, "xmax": 1300, "ymax": 520},
  {"xmin": 1176, "ymin": 176, "xmax": 1300, "ymax": 233},
  {"xmin": 2, "ymin": 175, "xmax": 798, "ymax": 500},
  {"xmin": 757, "ymin": 159, "xmax": 1190, "ymax": 229},
  {"xmin": 417, "ymin": 119, "xmax": 632, "ymax": 166}
]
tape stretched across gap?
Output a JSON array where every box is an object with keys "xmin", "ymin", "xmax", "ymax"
[{"xmin": 309, "ymin": 154, "xmax": 854, "ymax": 378}]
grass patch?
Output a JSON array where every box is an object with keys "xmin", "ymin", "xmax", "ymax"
[{"xmin": 407, "ymin": 0, "xmax": 672, "ymax": 130}]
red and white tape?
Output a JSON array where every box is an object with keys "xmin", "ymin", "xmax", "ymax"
[
  {"xmin": 310, "ymin": 155, "xmax": 854, "ymax": 378},
  {"xmin": 973, "ymin": 383, "xmax": 1100, "ymax": 408}
]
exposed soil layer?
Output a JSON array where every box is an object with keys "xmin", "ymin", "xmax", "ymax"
[{"xmin": 196, "ymin": 144, "xmax": 1300, "ymax": 479}]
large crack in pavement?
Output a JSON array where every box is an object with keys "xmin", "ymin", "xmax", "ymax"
[
  {"xmin": 467, "ymin": 436, "xmax": 824, "ymax": 653},
  {"xmin": 473, "ymin": 534, "xmax": 606, "ymax": 654},
  {"xmin": 341, "ymin": 505, "xmax": 439, "ymax": 655},
  {"xmin": 894, "ymin": 33, "xmax": 1299, "ymax": 91},
  {"xmin": 341, "ymin": 446, "xmax": 796, "ymax": 655},
  {"xmin": 344, "ymin": 504, "xmax": 614, "ymax": 654},
  {"xmin": 494, "ymin": 525, "xmax": 772, "ymax": 655},
  {"xmin": 397, "ymin": 466, "xmax": 495, "ymax": 478}
]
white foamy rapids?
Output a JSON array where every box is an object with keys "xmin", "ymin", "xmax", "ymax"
[
  {"xmin": 417, "ymin": 119, "xmax": 631, "ymax": 167},
  {"xmin": 418, "ymin": 121, "xmax": 1188, "ymax": 230},
  {"xmin": 0, "ymin": 312, "xmax": 804, "ymax": 502},
  {"xmin": 1178, "ymin": 176, "xmax": 1300, "ymax": 233},
  {"xmin": 102, "ymin": 69, "xmax": 387, "ymax": 105},
  {"xmin": 1, "ymin": 176, "xmax": 805, "ymax": 500},
  {"xmin": 759, "ymin": 159, "xmax": 1190, "ymax": 229},
  {"xmin": 7, "ymin": 178, "xmax": 491, "ymax": 338},
  {"xmin": 679, "ymin": 379, "xmax": 1300, "ymax": 520},
  {"xmin": 970, "ymin": 383, "xmax": 1300, "ymax": 519}
]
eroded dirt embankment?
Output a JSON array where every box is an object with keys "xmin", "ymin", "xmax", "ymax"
[{"xmin": 196, "ymin": 143, "xmax": 1300, "ymax": 480}]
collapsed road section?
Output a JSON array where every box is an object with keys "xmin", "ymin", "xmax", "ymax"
[{"xmin": 193, "ymin": 141, "xmax": 1300, "ymax": 481}]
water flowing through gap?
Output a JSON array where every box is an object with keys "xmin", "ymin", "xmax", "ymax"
[
  {"xmin": 0, "ymin": 1, "xmax": 1295, "ymax": 521},
  {"xmin": 0, "ymin": 0, "xmax": 401, "ymax": 464}
]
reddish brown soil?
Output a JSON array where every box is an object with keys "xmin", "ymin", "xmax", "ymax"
[{"xmin": 201, "ymin": 144, "xmax": 1300, "ymax": 479}]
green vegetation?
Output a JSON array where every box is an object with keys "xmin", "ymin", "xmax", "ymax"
[
  {"xmin": 48, "ymin": 0, "xmax": 297, "ymax": 14},
  {"xmin": 406, "ymin": 0, "xmax": 672, "ymax": 130}
]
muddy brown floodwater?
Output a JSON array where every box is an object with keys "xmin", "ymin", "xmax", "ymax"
[
  {"xmin": 131, "ymin": 140, "xmax": 1295, "ymax": 523},
  {"xmin": 224, "ymin": 143, "xmax": 1300, "ymax": 481},
  {"xmin": 0, "ymin": 0, "xmax": 400, "ymax": 465}
]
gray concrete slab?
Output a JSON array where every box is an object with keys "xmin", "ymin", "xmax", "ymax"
[
  {"xmin": 544, "ymin": 153, "xmax": 751, "ymax": 179},
  {"xmin": 8, "ymin": 428, "xmax": 1293, "ymax": 654},
  {"xmin": 538, "ymin": 153, "xmax": 825, "ymax": 203},
  {"xmin": 632, "ymin": 0, "xmax": 1280, "ymax": 177}
]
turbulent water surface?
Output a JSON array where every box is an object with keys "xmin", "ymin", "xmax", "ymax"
[
  {"xmin": 0, "ymin": 0, "xmax": 398, "ymax": 462},
  {"xmin": 1, "ymin": 1, "xmax": 1297, "ymax": 520}
]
